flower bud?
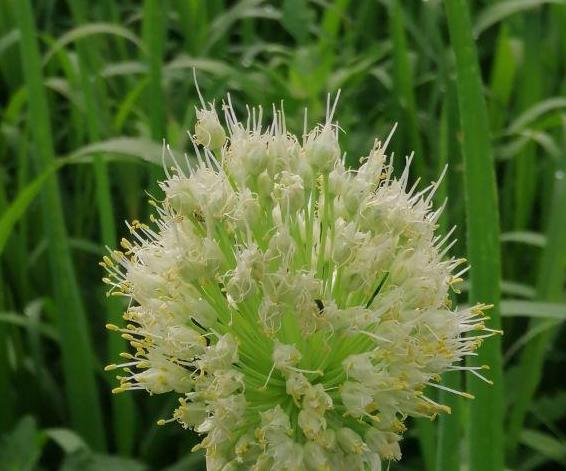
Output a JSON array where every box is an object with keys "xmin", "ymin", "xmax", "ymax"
[
  {"xmin": 257, "ymin": 170, "xmax": 273, "ymax": 198},
  {"xmin": 174, "ymin": 399, "xmax": 207, "ymax": 428},
  {"xmin": 365, "ymin": 428, "xmax": 402, "ymax": 461},
  {"xmin": 195, "ymin": 108, "xmax": 226, "ymax": 149},
  {"xmin": 272, "ymin": 171, "xmax": 304, "ymax": 215},
  {"xmin": 228, "ymin": 134, "xmax": 269, "ymax": 183},
  {"xmin": 304, "ymin": 125, "xmax": 340, "ymax": 173},
  {"xmin": 298, "ymin": 407, "xmax": 326, "ymax": 440},
  {"xmin": 286, "ymin": 372, "xmax": 310, "ymax": 403},
  {"xmin": 336, "ymin": 428, "xmax": 367, "ymax": 455},
  {"xmin": 273, "ymin": 341, "xmax": 302, "ymax": 372},
  {"xmin": 304, "ymin": 441, "xmax": 332, "ymax": 471},
  {"xmin": 340, "ymin": 381, "xmax": 375, "ymax": 419}
]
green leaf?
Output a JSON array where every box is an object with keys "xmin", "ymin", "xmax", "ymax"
[
  {"xmin": 507, "ymin": 118, "xmax": 566, "ymax": 455},
  {"xmin": 443, "ymin": 1, "xmax": 504, "ymax": 470},
  {"xmin": 43, "ymin": 23, "xmax": 143, "ymax": 65},
  {"xmin": 520, "ymin": 429, "xmax": 566, "ymax": 463},
  {"xmin": 500, "ymin": 281, "xmax": 536, "ymax": 299},
  {"xmin": 0, "ymin": 146, "xmax": 143, "ymax": 260},
  {"xmin": 166, "ymin": 55, "xmax": 235, "ymax": 77},
  {"xmin": 488, "ymin": 25, "xmax": 518, "ymax": 131},
  {"xmin": 61, "ymin": 450, "xmax": 148, "ymax": 471},
  {"xmin": 474, "ymin": 0, "xmax": 566, "ymax": 37},
  {"xmin": 67, "ymin": 137, "xmax": 183, "ymax": 167},
  {"xmin": 504, "ymin": 319, "xmax": 557, "ymax": 364},
  {"xmin": 45, "ymin": 428, "xmax": 88, "ymax": 454},
  {"xmin": 0, "ymin": 416, "xmax": 44, "ymax": 471},
  {"xmin": 0, "ymin": 29, "xmax": 19, "ymax": 57},
  {"xmin": 501, "ymin": 300, "xmax": 566, "ymax": 320},
  {"xmin": 0, "ymin": 163, "xmax": 59, "ymax": 255},
  {"xmin": 507, "ymin": 97, "xmax": 566, "ymax": 134},
  {"xmin": 500, "ymin": 231, "xmax": 546, "ymax": 248},
  {"xmin": 390, "ymin": 0, "xmax": 425, "ymax": 179},
  {"xmin": 497, "ymin": 131, "xmax": 561, "ymax": 161},
  {"xmin": 281, "ymin": 0, "xmax": 313, "ymax": 44},
  {"xmin": 206, "ymin": 0, "xmax": 278, "ymax": 53},
  {"xmin": 15, "ymin": 0, "xmax": 107, "ymax": 449},
  {"xmin": 532, "ymin": 391, "xmax": 566, "ymax": 424},
  {"xmin": 100, "ymin": 61, "xmax": 146, "ymax": 78},
  {"xmin": 162, "ymin": 451, "xmax": 206, "ymax": 471},
  {"xmin": 0, "ymin": 311, "xmax": 59, "ymax": 342}
]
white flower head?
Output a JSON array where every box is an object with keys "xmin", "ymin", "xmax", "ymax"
[{"xmin": 102, "ymin": 90, "xmax": 498, "ymax": 470}]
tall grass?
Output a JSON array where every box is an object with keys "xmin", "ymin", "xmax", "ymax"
[
  {"xmin": 507, "ymin": 122, "xmax": 566, "ymax": 459},
  {"xmin": 1, "ymin": 1, "xmax": 565, "ymax": 469},
  {"xmin": 65, "ymin": 0, "xmax": 137, "ymax": 455},
  {"xmin": 13, "ymin": 0, "xmax": 106, "ymax": 450},
  {"xmin": 434, "ymin": 84, "xmax": 464, "ymax": 471},
  {"xmin": 444, "ymin": 2, "xmax": 504, "ymax": 470}
]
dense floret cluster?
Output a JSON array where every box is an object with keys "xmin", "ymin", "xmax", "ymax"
[{"xmin": 103, "ymin": 92, "xmax": 494, "ymax": 470}]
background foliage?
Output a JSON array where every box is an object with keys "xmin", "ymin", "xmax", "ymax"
[{"xmin": 1, "ymin": 0, "xmax": 565, "ymax": 470}]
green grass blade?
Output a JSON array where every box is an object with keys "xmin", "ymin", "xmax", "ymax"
[
  {"xmin": 42, "ymin": 23, "xmax": 143, "ymax": 65},
  {"xmin": 500, "ymin": 300, "xmax": 566, "ymax": 320},
  {"xmin": 173, "ymin": 0, "xmax": 209, "ymax": 55},
  {"xmin": 474, "ymin": 0, "xmax": 566, "ymax": 38},
  {"xmin": 66, "ymin": 0, "xmax": 137, "ymax": 455},
  {"xmin": 389, "ymin": 0, "xmax": 425, "ymax": 179},
  {"xmin": 68, "ymin": 137, "xmax": 178, "ymax": 166},
  {"xmin": 0, "ymin": 140, "xmax": 161, "ymax": 258},
  {"xmin": 143, "ymin": 0, "xmax": 166, "ymax": 142},
  {"xmin": 507, "ymin": 97, "xmax": 566, "ymax": 134},
  {"xmin": 443, "ymin": 1, "xmax": 505, "ymax": 470},
  {"xmin": 142, "ymin": 0, "xmax": 166, "ymax": 196},
  {"xmin": 512, "ymin": 16, "xmax": 543, "ymax": 230},
  {"xmin": 403, "ymin": 8, "xmax": 436, "ymax": 466},
  {"xmin": 488, "ymin": 24, "xmax": 518, "ymax": 133},
  {"xmin": 314, "ymin": 0, "xmax": 351, "ymax": 92},
  {"xmin": 0, "ymin": 163, "xmax": 60, "ymax": 255},
  {"xmin": 506, "ymin": 120, "xmax": 566, "ymax": 457},
  {"xmin": 435, "ymin": 371, "xmax": 462, "ymax": 471},
  {"xmin": 14, "ymin": 0, "xmax": 106, "ymax": 450},
  {"xmin": 0, "ymin": 181, "xmax": 14, "ymax": 432},
  {"xmin": 435, "ymin": 85, "xmax": 463, "ymax": 471}
]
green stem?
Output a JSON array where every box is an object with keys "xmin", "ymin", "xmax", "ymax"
[
  {"xmin": 506, "ymin": 120, "xmax": 566, "ymax": 458},
  {"xmin": 142, "ymin": 0, "xmax": 167, "ymax": 197},
  {"xmin": 65, "ymin": 0, "xmax": 137, "ymax": 455},
  {"xmin": 14, "ymin": 0, "xmax": 106, "ymax": 450},
  {"xmin": 443, "ymin": 1, "xmax": 504, "ymax": 470},
  {"xmin": 390, "ymin": 0, "xmax": 426, "ymax": 180},
  {"xmin": 435, "ymin": 82, "xmax": 462, "ymax": 471},
  {"xmin": 0, "ymin": 223, "xmax": 13, "ymax": 432}
]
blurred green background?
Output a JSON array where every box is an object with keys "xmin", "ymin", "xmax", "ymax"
[{"xmin": 1, "ymin": 0, "xmax": 565, "ymax": 470}]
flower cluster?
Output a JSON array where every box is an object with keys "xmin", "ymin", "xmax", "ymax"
[{"xmin": 103, "ymin": 91, "xmax": 496, "ymax": 470}]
